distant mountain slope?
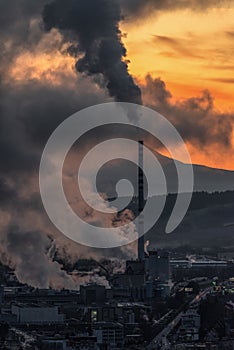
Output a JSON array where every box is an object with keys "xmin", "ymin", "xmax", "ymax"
[
  {"xmin": 164, "ymin": 158, "xmax": 234, "ymax": 193},
  {"xmin": 97, "ymin": 151, "xmax": 234, "ymax": 196},
  {"xmin": 146, "ymin": 200, "xmax": 234, "ymax": 249},
  {"xmin": 99, "ymin": 150, "xmax": 234, "ymax": 249},
  {"xmin": 112, "ymin": 191, "xmax": 234, "ymax": 250}
]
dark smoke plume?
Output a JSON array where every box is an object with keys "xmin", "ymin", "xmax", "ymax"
[{"xmin": 43, "ymin": 0, "xmax": 142, "ymax": 105}]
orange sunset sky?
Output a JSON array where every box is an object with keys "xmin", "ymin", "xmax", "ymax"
[
  {"xmin": 121, "ymin": 7, "xmax": 234, "ymax": 170},
  {"xmin": 122, "ymin": 8, "xmax": 234, "ymax": 112},
  {"xmin": 9, "ymin": 6, "xmax": 234, "ymax": 170}
]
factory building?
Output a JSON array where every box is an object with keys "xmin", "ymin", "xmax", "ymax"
[
  {"xmin": 179, "ymin": 309, "xmax": 201, "ymax": 342},
  {"xmin": 11, "ymin": 304, "xmax": 64, "ymax": 324},
  {"xmin": 93, "ymin": 322, "xmax": 124, "ymax": 349}
]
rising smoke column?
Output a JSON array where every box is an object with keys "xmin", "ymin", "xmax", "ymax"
[
  {"xmin": 43, "ymin": 0, "xmax": 142, "ymax": 105},
  {"xmin": 0, "ymin": 224, "xmax": 78, "ymax": 290}
]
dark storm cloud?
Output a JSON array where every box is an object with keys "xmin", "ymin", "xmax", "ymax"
[
  {"xmin": 0, "ymin": 74, "xmax": 111, "ymax": 259},
  {"xmin": 120, "ymin": 0, "xmax": 232, "ymax": 18},
  {"xmin": 0, "ymin": 0, "xmax": 136, "ymax": 288},
  {"xmin": 0, "ymin": 0, "xmax": 44, "ymax": 35},
  {"xmin": 0, "ymin": 0, "xmax": 114, "ymax": 287},
  {"xmin": 143, "ymin": 74, "xmax": 234, "ymax": 149},
  {"xmin": 0, "ymin": 78, "xmax": 109, "ymax": 176},
  {"xmin": 0, "ymin": 178, "xmax": 17, "ymax": 204},
  {"xmin": 42, "ymin": 0, "xmax": 142, "ymax": 105},
  {"xmin": 0, "ymin": 0, "xmax": 48, "ymax": 71}
]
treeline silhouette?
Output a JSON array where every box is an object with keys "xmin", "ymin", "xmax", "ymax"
[{"xmin": 120, "ymin": 190, "xmax": 234, "ymax": 217}]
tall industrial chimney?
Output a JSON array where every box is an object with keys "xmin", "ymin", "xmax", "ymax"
[{"xmin": 138, "ymin": 140, "xmax": 145, "ymax": 261}]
